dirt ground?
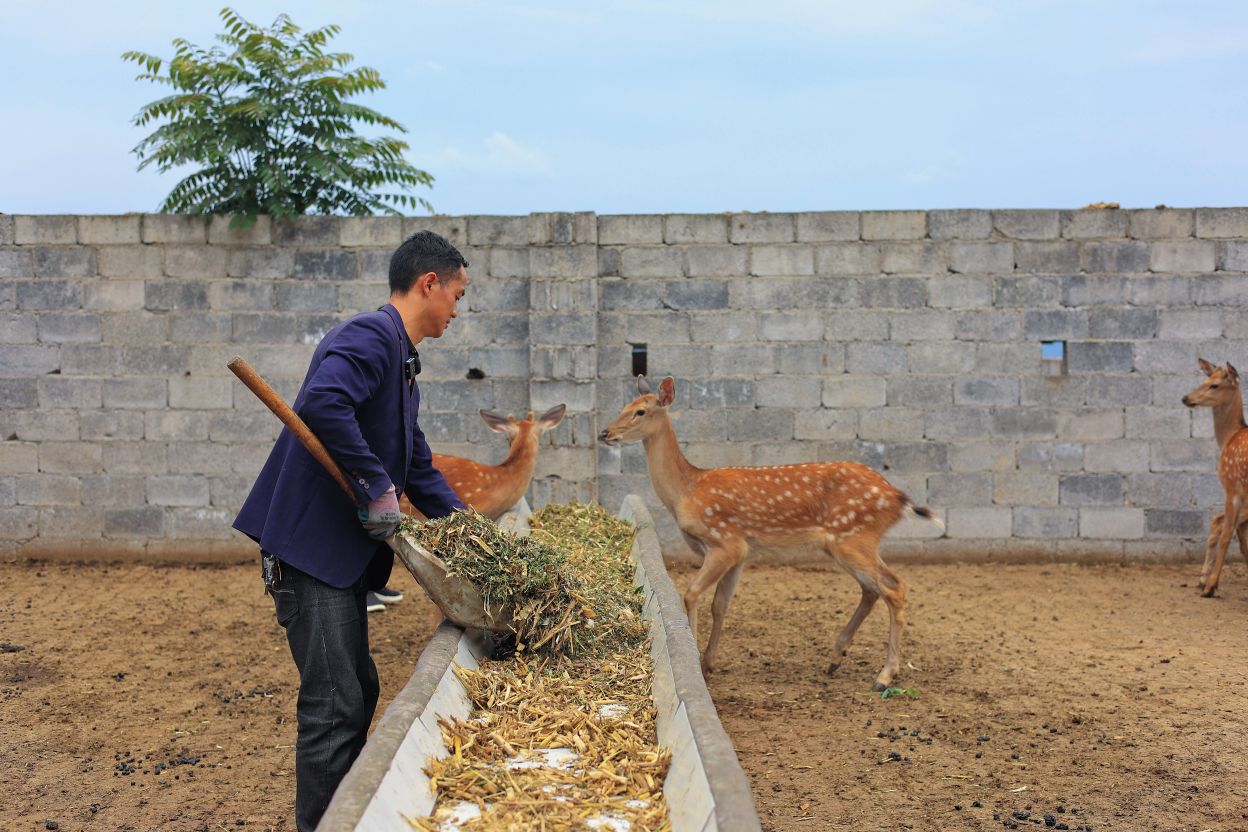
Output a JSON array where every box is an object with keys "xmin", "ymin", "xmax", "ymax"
[{"xmin": 2, "ymin": 558, "xmax": 1247, "ymax": 832}]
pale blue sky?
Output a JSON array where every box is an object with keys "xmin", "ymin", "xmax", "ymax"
[{"xmin": 2, "ymin": 1, "xmax": 1245, "ymax": 216}]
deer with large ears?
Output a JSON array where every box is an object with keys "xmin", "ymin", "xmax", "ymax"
[
  {"xmin": 599, "ymin": 375, "xmax": 942, "ymax": 690},
  {"xmin": 400, "ymin": 404, "xmax": 566, "ymax": 521},
  {"xmin": 1183, "ymin": 358, "xmax": 1248, "ymax": 596}
]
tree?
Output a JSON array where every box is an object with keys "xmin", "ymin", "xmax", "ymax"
[{"xmin": 124, "ymin": 7, "xmax": 433, "ymax": 226}]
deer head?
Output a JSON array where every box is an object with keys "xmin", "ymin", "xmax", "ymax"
[
  {"xmin": 479, "ymin": 404, "xmax": 567, "ymax": 449},
  {"xmin": 598, "ymin": 375, "xmax": 675, "ymax": 445},
  {"xmin": 1183, "ymin": 358, "xmax": 1240, "ymax": 409}
]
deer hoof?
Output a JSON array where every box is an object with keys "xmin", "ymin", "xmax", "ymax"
[
  {"xmin": 1201, "ymin": 586, "xmax": 1218, "ymax": 598},
  {"xmin": 871, "ymin": 682, "xmax": 888, "ymax": 692},
  {"xmin": 826, "ymin": 661, "xmax": 840, "ymax": 675},
  {"xmin": 700, "ymin": 657, "xmax": 716, "ymax": 676}
]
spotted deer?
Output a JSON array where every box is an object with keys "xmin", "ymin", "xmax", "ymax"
[
  {"xmin": 1182, "ymin": 358, "xmax": 1248, "ymax": 597},
  {"xmin": 400, "ymin": 405, "xmax": 566, "ymax": 521},
  {"xmin": 599, "ymin": 376, "xmax": 942, "ymax": 689}
]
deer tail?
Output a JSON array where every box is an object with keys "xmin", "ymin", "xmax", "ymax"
[{"xmin": 900, "ymin": 493, "xmax": 945, "ymax": 531}]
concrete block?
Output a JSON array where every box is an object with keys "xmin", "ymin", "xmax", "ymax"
[
  {"xmin": 37, "ymin": 313, "xmax": 101, "ymax": 343},
  {"xmin": 1014, "ymin": 241, "xmax": 1080, "ymax": 273},
  {"xmin": 1056, "ymin": 408, "xmax": 1124, "ymax": 440},
  {"xmin": 146, "ymin": 474, "xmax": 211, "ymax": 506},
  {"xmin": 354, "ymin": 249, "xmax": 392, "ymax": 282},
  {"xmin": 994, "ymin": 472, "xmax": 1059, "ymax": 506},
  {"xmin": 994, "ymin": 275, "xmax": 1061, "ymax": 307},
  {"xmin": 230, "ymin": 312, "xmax": 296, "ymax": 343},
  {"xmin": 619, "ymin": 246, "xmax": 683, "ymax": 278},
  {"xmin": 168, "ymin": 507, "xmax": 236, "ymax": 540},
  {"xmin": 664, "ymin": 214, "xmax": 729, "ymax": 244},
  {"xmin": 36, "ymin": 505, "xmax": 103, "ymax": 538},
  {"xmin": 1091, "ymin": 374, "xmax": 1153, "ymax": 406},
  {"xmin": 927, "ymin": 209, "xmax": 992, "ymax": 240},
  {"xmin": 59, "ymin": 344, "xmax": 113, "ymax": 375},
  {"xmin": 1128, "ymin": 276, "xmax": 1190, "ymax": 308},
  {"xmin": 96, "ymin": 244, "xmax": 164, "ymax": 279},
  {"xmin": 1128, "ymin": 472, "xmax": 1197, "ymax": 508},
  {"xmin": 0, "ymin": 343, "xmax": 59, "ymax": 375},
  {"xmin": 710, "ymin": 344, "xmax": 777, "ymax": 376},
  {"xmin": 794, "ymin": 408, "xmax": 859, "ymax": 440},
  {"xmin": 528, "ymin": 212, "xmax": 595, "ymax": 245},
  {"xmin": 0, "ymin": 312, "xmax": 36, "ymax": 343},
  {"xmin": 975, "ymin": 341, "xmax": 1036, "ymax": 373},
  {"xmin": 905, "ymin": 342, "xmax": 974, "ymax": 374},
  {"xmin": 1022, "ymin": 308, "xmax": 1089, "ymax": 341},
  {"xmin": 683, "ymin": 378, "xmax": 755, "ymax": 409},
  {"xmin": 0, "ymin": 506, "xmax": 38, "ymax": 539},
  {"xmin": 1063, "ymin": 272, "xmax": 1127, "ymax": 305},
  {"xmin": 100, "ymin": 310, "xmax": 168, "ymax": 345},
  {"xmin": 1191, "ymin": 274, "xmax": 1247, "ymax": 306},
  {"xmin": 955, "ymin": 310, "xmax": 1021, "ymax": 341},
  {"xmin": 0, "ymin": 378, "xmax": 35, "ymax": 409},
  {"xmin": 886, "ymin": 376, "xmax": 952, "ymax": 407},
  {"xmin": 846, "ymin": 341, "xmax": 907, "ymax": 373},
  {"xmin": 862, "ymin": 276, "xmax": 926, "ymax": 308},
  {"xmin": 1144, "ymin": 509, "xmax": 1206, "ymax": 538},
  {"xmin": 823, "ymin": 376, "xmax": 886, "ymax": 408},
  {"xmin": 38, "ymin": 442, "xmax": 102, "ymax": 474},
  {"xmin": 294, "ymin": 249, "xmax": 357, "ymax": 281},
  {"xmin": 1125, "ymin": 406, "xmax": 1190, "ymax": 440},
  {"xmin": 227, "ymin": 247, "xmax": 294, "ymax": 279},
  {"xmin": 1060, "ymin": 474, "xmax": 1124, "ymax": 505},
  {"xmin": 949, "ymin": 443, "xmax": 1015, "ymax": 473},
  {"xmin": 1088, "ymin": 308, "xmax": 1157, "ymax": 340},
  {"xmin": 466, "ymin": 215, "xmax": 527, "ymax": 246},
  {"xmin": 1066, "ymin": 341, "xmax": 1133, "ymax": 373},
  {"xmin": 929, "ymin": 472, "xmax": 992, "ymax": 506},
  {"xmin": 0, "ymin": 443, "xmax": 38, "ymax": 474},
  {"xmin": 880, "ymin": 242, "xmax": 945, "ymax": 275},
  {"xmin": 759, "ymin": 311, "xmax": 822, "ymax": 341},
  {"xmin": 0, "ymin": 249, "xmax": 33, "ymax": 279},
  {"xmin": 1062, "ymin": 208, "xmax": 1128, "ymax": 239},
  {"xmin": 1081, "ymin": 241, "xmax": 1149, "ymax": 273},
  {"xmin": 726, "ymin": 408, "xmax": 794, "ymax": 441},
  {"xmin": 884, "ymin": 441, "xmax": 948, "ymax": 472},
  {"xmin": 825, "ymin": 309, "xmax": 889, "ymax": 341},
  {"xmin": 102, "ymin": 378, "xmax": 166, "ymax": 410},
  {"xmin": 796, "ymin": 212, "xmax": 859, "ymax": 242},
  {"xmin": 78, "ymin": 215, "xmax": 141, "ymax": 245},
  {"xmin": 948, "ymin": 241, "xmax": 1012, "ymax": 274},
  {"xmin": 142, "ymin": 215, "xmax": 208, "ymax": 244},
  {"xmin": 530, "ymin": 245, "xmax": 597, "ymax": 278},
  {"xmin": 84, "ymin": 280, "xmax": 145, "ymax": 310},
  {"xmin": 207, "ymin": 215, "xmax": 271, "ymax": 245},
  {"xmin": 36, "ymin": 377, "xmax": 101, "ymax": 409},
  {"xmin": 645, "ymin": 345, "xmax": 710, "ymax": 378},
  {"xmin": 954, "ymin": 376, "xmax": 1018, "ymax": 406},
  {"xmin": 750, "ymin": 245, "xmax": 815, "ymax": 276},
  {"xmin": 731, "ymin": 275, "xmax": 857, "ymax": 308},
  {"xmin": 923, "ymin": 407, "xmax": 991, "ymax": 440},
  {"xmin": 815, "ymin": 243, "xmax": 881, "ymax": 275},
  {"xmin": 15, "ymin": 216, "xmax": 77, "ymax": 244},
  {"xmin": 755, "ymin": 375, "xmax": 824, "ymax": 408},
  {"xmin": 528, "ymin": 312, "xmax": 595, "ymax": 345},
  {"xmin": 340, "ymin": 217, "xmax": 403, "ymax": 247},
  {"xmin": 926, "ymin": 275, "xmax": 991, "ymax": 309},
  {"xmin": 15, "ymin": 473, "xmax": 82, "ymax": 505},
  {"xmin": 104, "ymin": 507, "xmax": 164, "ymax": 538},
  {"xmin": 275, "ymin": 282, "xmax": 339, "ymax": 311},
  {"xmin": 1150, "ymin": 240, "xmax": 1216, "ymax": 273},
  {"xmin": 1014, "ymin": 507, "xmax": 1078, "ymax": 538},
  {"xmin": 777, "ymin": 342, "xmax": 844, "ymax": 375},
  {"xmin": 1080, "ymin": 507, "xmax": 1144, "ymax": 539},
  {"xmin": 1158, "ymin": 309, "xmax": 1224, "ymax": 340},
  {"xmin": 146, "ymin": 410, "xmax": 212, "ymax": 442},
  {"xmin": 207, "ymin": 280, "xmax": 273, "ymax": 313},
  {"xmin": 946, "ymin": 507, "xmax": 1013, "ymax": 538},
  {"xmin": 667, "ymin": 409, "xmax": 727, "ymax": 442},
  {"xmin": 684, "ymin": 244, "xmax": 746, "ymax": 277},
  {"xmin": 993, "ymin": 210, "xmax": 1059, "ymax": 240},
  {"xmin": 689, "ymin": 311, "xmax": 757, "ymax": 343},
  {"xmin": 0, "ymin": 216, "xmax": 10, "ymax": 246},
  {"xmin": 145, "ymin": 280, "xmax": 210, "ymax": 311},
  {"xmin": 861, "ymin": 211, "xmax": 925, "ymax": 241},
  {"xmin": 857, "ymin": 407, "xmax": 925, "ymax": 441},
  {"xmin": 167, "ymin": 376, "xmax": 234, "ymax": 409},
  {"xmin": 1128, "ymin": 209, "xmax": 1193, "ymax": 240},
  {"xmin": 1131, "ymin": 340, "xmax": 1197, "ymax": 374},
  {"xmin": 1020, "ymin": 375, "xmax": 1088, "ymax": 407},
  {"xmin": 598, "ymin": 215, "xmax": 663, "ymax": 245},
  {"xmin": 80, "ymin": 411, "xmax": 145, "ymax": 441},
  {"xmin": 992, "ymin": 408, "xmax": 1057, "ymax": 439},
  {"xmin": 1083, "ymin": 441, "xmax": 1150, "ymax": 473},
  {"xmin": 164, "ymin": 245, "xmax": 227, "ymax": 279},
  {"xmin": 729, "ymin": 212, "xmax": 794, "ymax": 243},
  {"xmin": 1149, "ymin": 439, "xmax": 1212, "ymax": 472},
  {"xmin": 1215, "ymin": 240, "xmax": 1248, "ymax": 272},
  {"xmin": 1196, "ymin": 208, "xmax": 1248, "ymax": 238},
  {"xmin": 407, "ymin": 216, "xmax": 469, "ymax": 248},
  {"xmin": 33, "ymin": 247, "xmax": 95, "ymax": 278}
]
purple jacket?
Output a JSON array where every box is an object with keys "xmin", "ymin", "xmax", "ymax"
[{"xmin": 233, "ymin": 304, "xmax": 464, "ymax": 588}]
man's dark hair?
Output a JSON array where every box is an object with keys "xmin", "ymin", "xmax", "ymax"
[{"xmin": 388, "ymin": 231, "xmax": 469, "ymax": 294}]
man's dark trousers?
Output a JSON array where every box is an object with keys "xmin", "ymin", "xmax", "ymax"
[{"xmin": 265, "ymin": 553, "xmax": 379, "ymax": 831}]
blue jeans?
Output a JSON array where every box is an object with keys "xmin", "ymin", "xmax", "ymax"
[{"xmin": 263, "ymin": 553, "xmax": 379, "ymax": 832}]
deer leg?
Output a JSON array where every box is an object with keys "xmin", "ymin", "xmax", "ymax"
[
  {"xmin": 835, "ymin": 536, "xmax": 907, "ymax": 691},
  {"xmin": 702, "ymin": 561, "xmax": 745, "ymax": 675},
  {"xmin": 827, "ymin": 583, "xmax": 878, "ymax": 676},
  {"xmin": 1203, "ymin": 497, "xmax": 1242, "ymax": 598},
  {"xmin": 1199, "ymin": 513, "xmax": 1224, "ymax": 589},
  {"xmin": 681, "ymin": 540, "xmax": 744, "ymax": 672}
]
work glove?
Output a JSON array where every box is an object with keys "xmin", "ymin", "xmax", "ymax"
[{"xmin": 359, "ymin": 485, "xmax": 401, "ymax": 540}]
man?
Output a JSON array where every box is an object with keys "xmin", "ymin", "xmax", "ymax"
[{"xmin": 233, "ymin": 230, "xmax": 469, "ymax": 831}]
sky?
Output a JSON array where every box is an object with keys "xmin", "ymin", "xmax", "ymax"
[{"xmin": 2, "ymin": 0, "xmax": 1246, "ymax": 216}]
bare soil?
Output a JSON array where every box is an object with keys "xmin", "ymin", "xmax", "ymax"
[{"xmin": 2, "ymin": 558, "xmax": 1246, "ymax": 832}]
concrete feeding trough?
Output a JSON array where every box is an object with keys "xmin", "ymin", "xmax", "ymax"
[{"xmin": 318, "ymin": 495, "xmax": 761, "ymax": 832}]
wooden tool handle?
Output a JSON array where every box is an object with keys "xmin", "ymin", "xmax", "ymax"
[{"xmin": 227, "ymin": 356, "xmax": 358, "ymax": 504}]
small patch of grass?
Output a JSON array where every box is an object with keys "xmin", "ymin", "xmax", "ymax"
[{"xmin": 878, "ymin": 686, "xmax": 921, "ymax": 700}]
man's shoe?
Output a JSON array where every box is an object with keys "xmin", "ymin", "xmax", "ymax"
[
  {"xmin": 372, "ymin": 586, "xmax": 404, "ymax": 605},
  {"xmin": 365, "ymin": 591, "xmax": 386, "ymax": 614}
]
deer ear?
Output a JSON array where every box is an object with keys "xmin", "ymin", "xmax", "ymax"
[
  {"xmin": 636, "ymin": 374, "xmax": 652, "ymax": 395},
  {"xmin": 657, "ymin": 377, "xmax": 675, "ymax": 407},
  {"xmin": 1228, "ymin": 363, "xmax": 1239, "ymax": 384},
  {"xmin": 538, "ymin": 403, "xmax": 566, "ymax": 429},
  {"xmin": 1199, "ymin": 357, "xmax": 1217, "ymax": 376},
  {"xmin": 479, "ymin": 409, "xmax": 511, "ymax": 433}
]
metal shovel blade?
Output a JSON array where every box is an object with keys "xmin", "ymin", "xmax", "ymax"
[{"xmin": 387, "ymin": 530, "xmax": 513, "ymax": 633}]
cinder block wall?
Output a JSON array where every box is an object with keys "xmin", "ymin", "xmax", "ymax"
[{"xmin": 2, "ymin": 209, "xmax": 1245, "ymax": 563}]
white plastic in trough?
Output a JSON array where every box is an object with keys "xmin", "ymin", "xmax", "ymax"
[{"xmin": 317, "ymin": 496, "xmax": 761, "ymax": 832}]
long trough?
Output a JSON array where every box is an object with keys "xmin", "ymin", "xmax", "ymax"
[{"xmin": 318, "ymin": 495, "xmax": 761, "ymax": 831}]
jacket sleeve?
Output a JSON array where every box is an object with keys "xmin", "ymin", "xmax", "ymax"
[
  {"xmin": 404, "ymin": 416, "xmax": 466, "ymax": 518},
  {"xmin": 297, "ymin": 316, "xmax": 393, "ymax": 506}
]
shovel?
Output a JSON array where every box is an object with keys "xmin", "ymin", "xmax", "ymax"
[{"xmin": 227, "ymin": 356, "xmax": 512, "ymax": 633}]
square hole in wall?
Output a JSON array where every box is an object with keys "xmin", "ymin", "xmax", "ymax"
[{"xmin": 1041, "ymin": 340, "xmax": 1066, "ymax": 376}]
